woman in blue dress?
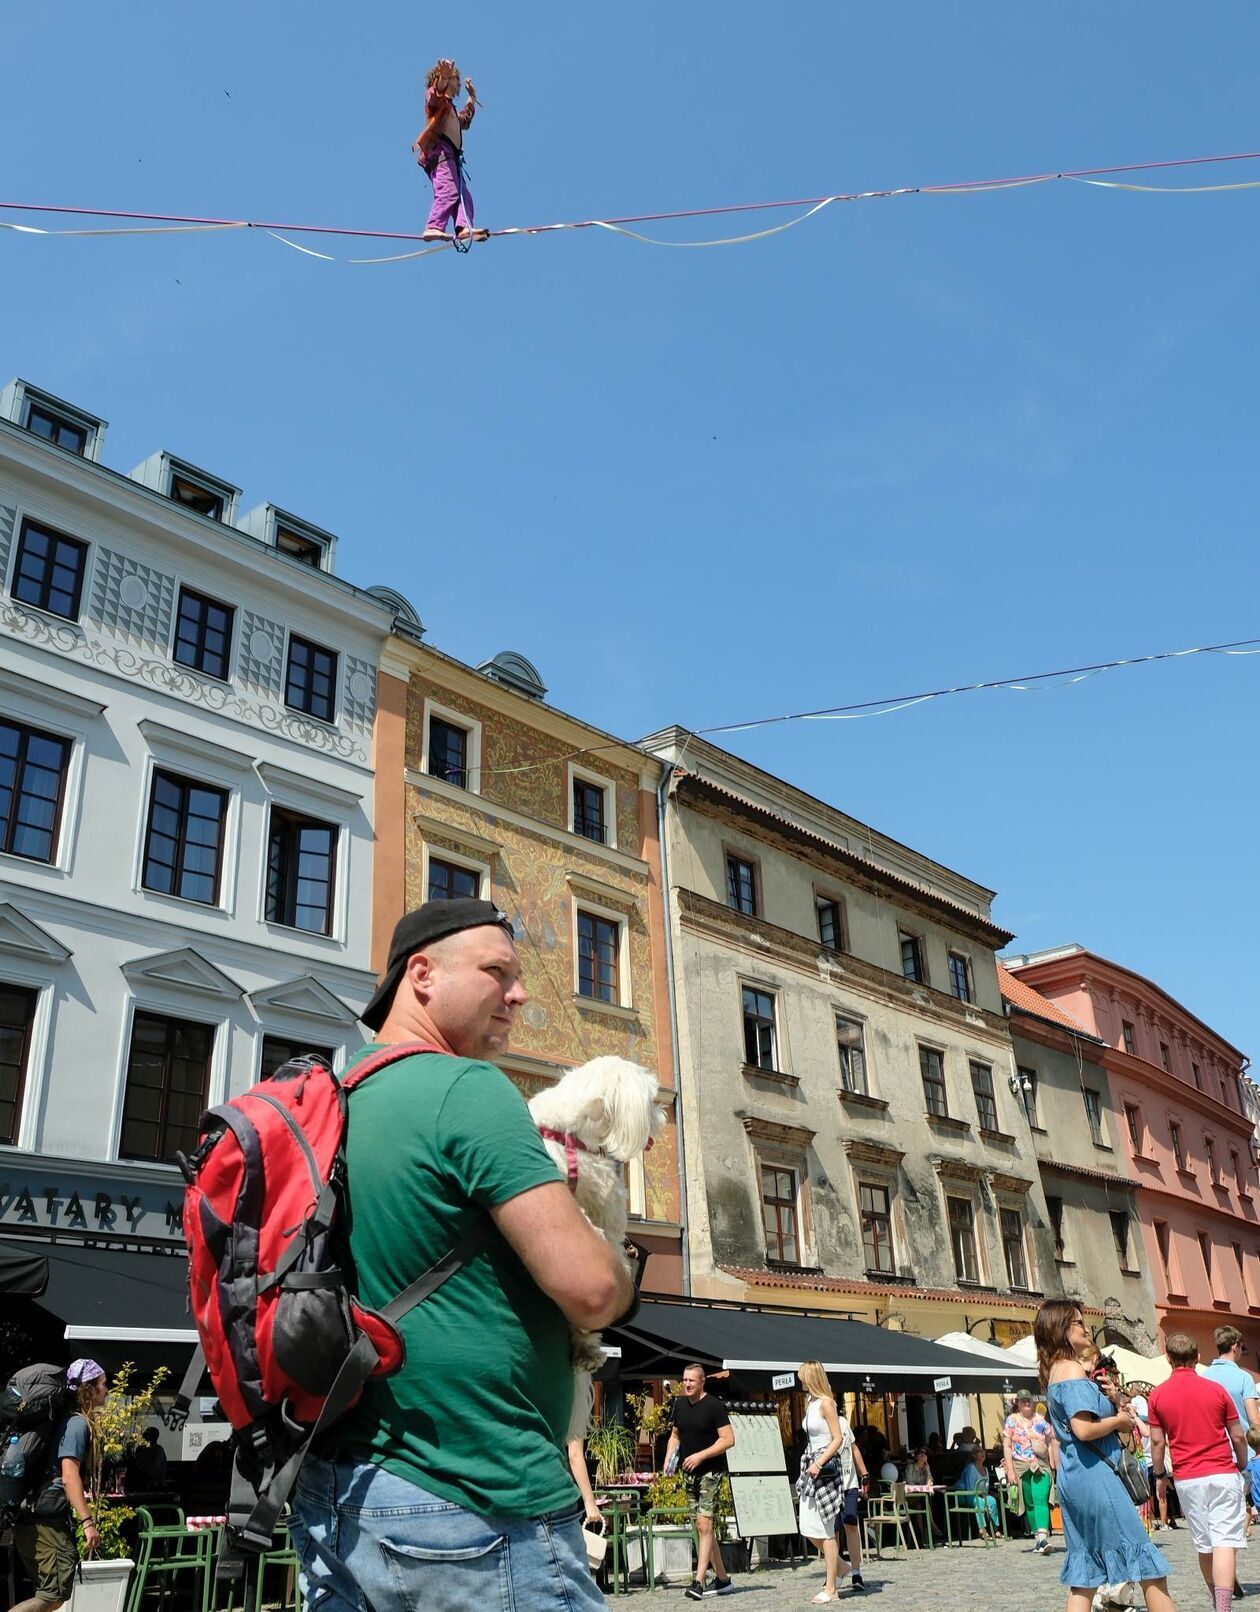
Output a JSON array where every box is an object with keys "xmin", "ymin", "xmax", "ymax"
[{"xmin": 1036, "ymin": 1299, "xmax": 1176, "ymax": 1612}]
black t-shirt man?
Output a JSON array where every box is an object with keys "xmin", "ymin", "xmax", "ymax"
[{"xmin": 670, "ymin": 1392, "xmax": 732, "ymax": 1476}]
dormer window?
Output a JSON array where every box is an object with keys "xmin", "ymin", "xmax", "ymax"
[
  {"xmin": 276, "ymin": 525, "xmax": 325, "ymax": 568},
  {"xmin": 26, "ymin": 402, "xmax": 88, "ymax": 456},
  {"xmin": 170, "ymin": 472, "xmax": 225, "ymax": 521}
]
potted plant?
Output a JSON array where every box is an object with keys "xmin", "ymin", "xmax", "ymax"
[
  {"xmin": 69, "ymin": 1362, "xmax": 169, "ymax": 1612},
  {"xmin": 584, "ymin": 1416, "xmax": 637, "ymax": 1487}
]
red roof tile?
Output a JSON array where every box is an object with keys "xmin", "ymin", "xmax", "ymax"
[
  {"xmin": 998, "ymin": 964, "xmax": 1095, "ymax": 1037},
  {"xmin": 717, "ymin": 1265, "xmax": 1043, "ymax": 1309}
]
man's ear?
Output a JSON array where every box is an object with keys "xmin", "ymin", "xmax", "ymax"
[{"xmin": 405, "ymin": 949, "xmax": 437, "ymax": 996}]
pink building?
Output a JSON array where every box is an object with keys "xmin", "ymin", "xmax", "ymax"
[{"xmin": 1003, "ymin": 945, "xmax": 1258, "ymax": 1357}]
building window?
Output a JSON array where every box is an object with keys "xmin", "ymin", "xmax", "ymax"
[
  {"xmin": 1206, "ymin": 1136, "xmax": 1219, "ymax": 1184},
  {"xmin": 970, "ymin": 1061, "xmax": 998, "ymax": 1131},
  {"xmin": 1018, "ymin": 1066, "xmax": 1039, "ymax": 1127},
  {"xmin": 1111, "ymin": 1211, "xmax": 1133, "ymax": 1271},
  {"xmin": 817, "ymin": 897, "xmax": 844, "ymax": 951},
  {"xmin": 899, "ymin": 932, "xmax": 926, "ymax": 983},
  {"xmin": 0, "ymin": 719, "xmax": 70, "ymax": 864},
  {"xmin": 119, "ymin": 1011, "xmax": 213, "ymax": 1163},
  {"xmin": 948, "ymin": 952, "xmax": 973, "ymax": 1003},
  {"xmin": 1233, "ymin": 1148, "xmax": 1248, "ymax": 1196},
  {"xmin": 577, "ymin": 911, "xmax": 620, "ymax": 1005},
  {"xmin": 142, "ymin": 771, "xmax": 228, "ymax": 906},
  {"xmin": 428, "ymin": 716, "xmax": 470, "ymax": 789},
  {"xmin": 1155, "ymin": 1220, "xmax": 1172, "ymax": 1281},
  {"xmin": 920, "ymin": 1046, "xmax": 948, "ymax": 1117},
  {"xmin": 427, "ymin": 856, "xmax": 480, "ymax": 902},
  {"xmin": 172, "ymin": 587, "xmax": 234, "ymax": 681},
  {"xmin": 742, "ymin": 986, "xmax": 777, "ymax": 1070},
  {"xmin": 726, "ymin": 855, "xmax": 757, "ymax": 916},
  {"xmin": 1001, "ymin": 1206, "xmax": 1029, "ymax": 1289},
  {"xmin": 11, "ymin": 519, "xmax": 88, "ymax": 621},
  {"xmin": 275, "ymin": 525, "xmax": 324, "ymax": 567},
  {"xmin": 1083, "ymin": 1088, "xmax": 1105, "ymax": 1147},
  {"xmin": 1198, "ymin": 1231, "xmax": 1213, "ymax": 1283},
  {"xmin": 260, "ymin": 1036, "xmax": 335, "ymax": 1080},
  {"xmin": 835, "ymin": 1017, "xmax": 868, "ymax": 1095},
  {"xmin": 266, "ymin": 807, "xmax": 337, "ymax": 934},
  {"xmin": 1170, "ymin": 1119, "xmax": 1185, "ymax": 1170},
  {"xmin": 760, "ymin": 1163, "xmax": 800, "ymax": 1264},
  {"xmin": 948, "ymin": 1196, "xmax": 979, "ymax": 1283},
  {"xmin": 0, "ymin": 984, "xmax": 36, "ymax": 1146},
  {"xmin": 26, "ymin": 402, "xmax": 87, "ymax": 455},
  {"xmin": 1192, "ymin": 1061, "xmax": 1202, "ymax": 1090},
  {"xmin": 1124, "ymin": 1104, "xmax": 1142, "ymax": 1152},
  {"xmin": 1233, "ymin": 1242, "xmax": 1247, "ymax": 1292},
  {"xmin": 1046, "ymin": 1195, "xmax": 1066, "ymax": 1260},
  {"xmin": 1159, "ymin": 1041, "xmax": 1171, "ymax": 1071},
  {"xmin": 1122, "ymin": 1020, "xmax": 1136, "ymax": 1055},
  {"xmin": 860, "ymin": 1183, "xmax": 896, "ymax": 1274},
  {"xmin": 284, "ymin": 635, "xmax": 338, "ymax": 723},
  {"xmin": 572, "ymin": 778, "xmax": 607, "ymax": 844},
  {"xmin": 169, "ymin": 472, "xmax": 224, "ymax": 520}
]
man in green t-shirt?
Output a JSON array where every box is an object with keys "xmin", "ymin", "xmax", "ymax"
[{"xmin": 290, "ymin": 898, "xmax": 632, "ymax": 1612}]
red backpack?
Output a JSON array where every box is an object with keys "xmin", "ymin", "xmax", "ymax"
[{"xmin": 176, "ymin": 1043, "xmax": 488, "ymax": 1570}]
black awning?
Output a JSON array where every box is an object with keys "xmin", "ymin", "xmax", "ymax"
[
  {"xmin": 610, "ymin": 1299, "xmax": 1038, "ymax": 1393},
  {"xmin": 0, "ymin": 1239, "xmax": 192, "ymax": 1340},
  {"xmin": 0, "ymin": 1242, "xmax": 48, "ymax": 1296}
]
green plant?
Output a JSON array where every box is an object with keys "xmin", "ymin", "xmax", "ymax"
[
  {"xmin": 75, "ymin": 1500, "xmax": 136, "ymax": 1562},
  {"xmin": 626, "ymin": 1389, "xmax": 673, "ymax": 1471},
  {"xmin": 585, "ymin": 1416, "xmax": 637, "ymax": 1486},
  {"xmin": 80, "ymin": 1361, "xmax": 169, "ymax": 1558},
  {"xmin": 645, "ymin": 1470, "xmax": 734, "ymax": 1538}
]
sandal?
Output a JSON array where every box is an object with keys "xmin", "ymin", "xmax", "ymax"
[{"xmin": 810, "ymin": 1596, "xmax": 839, "ymax": 1605}]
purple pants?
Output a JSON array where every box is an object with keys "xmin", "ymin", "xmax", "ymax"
[{"xmin": 425, "ymin": 146, "xmax": 474, "ymax": 235}]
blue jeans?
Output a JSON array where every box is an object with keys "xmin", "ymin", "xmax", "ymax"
[{"xmin": 290, "ymin": 1454, "xmax": 606, "ymax": 1612}]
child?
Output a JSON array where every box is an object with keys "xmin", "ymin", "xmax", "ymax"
[
  {"xmin": 413, "ymin": 58, "xmax": 488, "ymax": 245},
  {"xmin": 1246, "ymin": 1426, "xmax": 1260, "ymax": 1533}
]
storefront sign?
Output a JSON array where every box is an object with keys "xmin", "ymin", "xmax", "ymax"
[
  {"xmin": 771, "ymin": 1372, "xmax": 795, "ymax": 1391},
  {"xmin": 0, "ymin": 1164, "xmax": 185, "ymax": 1242},
  {"xmin": 932, "ymin": 1376, "xmax": 952, "ymax": 1393}
]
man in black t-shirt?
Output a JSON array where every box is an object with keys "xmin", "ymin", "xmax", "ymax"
[{"xmin": 665, "ymin": 1364, "xmax": 735, "ymax": 1600}]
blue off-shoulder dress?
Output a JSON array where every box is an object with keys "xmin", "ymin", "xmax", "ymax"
[{"xmin": 1046, "ymin": 1377, "xmax": 1170, "ymax": 1588}]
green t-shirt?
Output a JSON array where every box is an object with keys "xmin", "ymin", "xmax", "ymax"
[{"xmin": 331, "ymin": 1046, "xmax": 574, "ymax": 1518}]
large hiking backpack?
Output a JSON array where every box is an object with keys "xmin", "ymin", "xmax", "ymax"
[
  {"xmin": 0, "ymin": 1364, "xmax": 73, "ymax": 1527},
  {"xmin": 176, "ymin": 1043, "xmax": 488, "ymax": 1570}
]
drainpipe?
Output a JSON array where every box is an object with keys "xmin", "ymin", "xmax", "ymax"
[{"xmin": 657, "ymin": 758, "xmax": 692, "ymax": 1297}]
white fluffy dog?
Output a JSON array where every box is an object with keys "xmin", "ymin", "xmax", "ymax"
[{"xmin": 529, "ymin": 1056, "xmax": 667, "ymax": 1441}]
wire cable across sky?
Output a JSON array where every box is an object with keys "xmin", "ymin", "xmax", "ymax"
[{"xmin": 1, "ymin": 145, "xmax": 1259, "ymax": 264}]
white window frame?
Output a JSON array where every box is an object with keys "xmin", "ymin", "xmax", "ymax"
[
  {"xmin": 944, "ymin": 1187, "xmax": 986, "ymax": 1285},
  {"xmin": 567, "ymin": 762, "xmax": 618, "ymax": 849},
  {"xmin": 422, "ymin": 841, "xmax": 491, "ymax": 904},
  {"xmin": 947, "ymin": 950, "xmax": 974, "ymax": 1003},
  {"xmin": 259, "ymin": 797, "xmax": 348, "ymax": 945},
  {"xmin": 739, "ymin": 976, "xmax": 782, "ymax": 1073},
  {"xmin": 168, "ymin": 578, "xmax": 239, "ymax": 684},
  {"xmin": 835, "ymin": 1010, "xmax": 872, "ymax": 1096},
  {"xmin": 133, "ymin": 751, "xmax": 241, "ymax": 918},
  {"xmin": 997, "ymin": 1199, "xmax": 1034, "ymax": 1290},
  {"xmin": 571, "ymin": 895, "xmax": 632, "ymax": 1011},
  {"xmin": 282, "ymin": 630, "xmax": 340, "ymax": 726},
  {"xmin": 756, "ymin": 1151, "xmax": 806, "ymax": 1266},
  {"xmin": 0, "ymin": 969, "xmax": 56, "ymax": 1153},
  {"xmin": 421, "ymin": 698, "xmax": 483, "ymax": 796},
  {"xmin": 814, "ymin": 887, "xmax": 847, "ymax": 952},
  {"xmin": 108, "ymin": 992, "xmax": 229, "ymax": 1168},
  {"xmin": 0, "ymin": 670, "xmax": 100, "ymax": 879},
  {"xmin": 898, "ymin": 928, "xmax": 928, "ymax": 984}
]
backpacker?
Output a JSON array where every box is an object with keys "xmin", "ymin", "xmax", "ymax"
[
  {"xmin": 176, "ymin": 1043, "xmax": 488, "ymax": 1571},
  {"xmin": 0, "ymin": 1364, "xmax": 73, "ymax": 1528}
]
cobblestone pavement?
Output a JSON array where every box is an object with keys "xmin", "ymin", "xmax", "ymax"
[{"xmin": 613, "ymin": 1525, "xmax": 1247, "ymax": 1609}]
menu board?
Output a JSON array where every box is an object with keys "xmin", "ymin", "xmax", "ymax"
[
  {"xmin": 729, "ymin": 1474, "xmax": 798, "ymax": 1537},
  {"xmin": 726, "ymin": 1412, "xmax": 787, "ymax": 1475}
]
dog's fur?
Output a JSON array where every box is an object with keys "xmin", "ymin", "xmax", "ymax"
[{"xmin": 528, "ymin": 1056, "xmax": 666, "ymax": 1442}]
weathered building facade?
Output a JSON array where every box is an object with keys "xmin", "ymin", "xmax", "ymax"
[
  {"xmin": 641, "ymin": 728, "xmax": 1061, "ymax": 1342},
  {"xmin": 1004, "ymin": 946, "xmax": 1258, "ymax": 1357},
  {"xmin": 372, "ymin": 637, "xmax": 684, "ymax": 1291},
  {"xmin": 998, "ymin": 964, "xmax": 1160, "ymax": 1353}
]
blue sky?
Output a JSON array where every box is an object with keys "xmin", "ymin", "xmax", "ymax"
[{"xmin": 5, "ymin": 3, "xmax": 1257, "ymax": 1055}]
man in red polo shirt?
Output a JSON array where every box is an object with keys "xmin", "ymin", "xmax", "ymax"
[{"xmin": 1148, "ymin": 1332, "xmax": 1248, "ymax": 1612}]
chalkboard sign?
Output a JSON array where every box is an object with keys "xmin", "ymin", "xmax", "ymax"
[
  {"xmin": 730, "ymin": 1474, "xmax": 799, "ymax": 1537},
  {"xmin": 726, "ymin": 1412, "xmax": 787, "ymax": 1475}
]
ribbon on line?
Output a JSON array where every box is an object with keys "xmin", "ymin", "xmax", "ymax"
[{"xmin": 0, "ymin": 220, "xmax": 246, "ymax": 238}]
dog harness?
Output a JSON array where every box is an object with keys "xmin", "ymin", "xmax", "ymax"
[{"xmin": 537, "ymin": 1126, "xmax": 590, "ymax": 1191}]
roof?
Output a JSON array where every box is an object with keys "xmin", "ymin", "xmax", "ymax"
[
  {"xmin": 997, "ymin": 964, "xmax": 1098, "ymax": 1039},
  {"xmin": 1037, "ymin": 1158, "xmax": 1138, "ymax": 1189},
  {"xmin": 675, "ymin": 773, "xmax": 1014, "ymax": 946},
  {"xmin": 719, "ymin": 1264, "xmax": 1043, "ymax": 1309},
  {"xmin": 611, "ymin": 1298, "xmax": 1039, "ymax": 1388}
]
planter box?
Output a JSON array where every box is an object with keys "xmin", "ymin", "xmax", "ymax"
[
  {"xmin": 68, "ymin": 1558, "xmax": 134, "ymax": 1612},
  {"xmin": 624, "ymin": 1527, "xmax": 694, "ymax": 1586}
]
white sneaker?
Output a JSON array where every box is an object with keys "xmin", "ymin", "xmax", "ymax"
[{"xmin": 1035, "ymin": 1531, "xmax": 1049, "ymax": 1553}]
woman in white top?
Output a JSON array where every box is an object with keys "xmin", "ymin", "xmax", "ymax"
[{"xmin": 796, "ymin": 1360, "xmax": 869, "ymax": 1603}]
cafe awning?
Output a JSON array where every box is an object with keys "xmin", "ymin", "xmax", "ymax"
[
  {"xmin": 0, "ymin": 1241, "xmax": 48, "ymax": 1296},
  {"xmin": 611, "ymin": 1298, "xmax": 1039, "ymax": 1392},
  {"xmin": 0, "ymin": 1239, "xmax": 195, "ymax": 1343}
]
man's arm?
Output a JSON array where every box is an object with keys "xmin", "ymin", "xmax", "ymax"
[
  {"xmin": 1245, "ymin": 1392, "xmax": 1260, "ymax": 1432},
  {"xmin": 682, "ymin": 1423, "xmax": 734, "ymax": 1473},
  {"xmin": 1228, "ymin": 1415, "xmax": 1248, "ymax": 1471},
  {"xmin": 492, "ymin": 1179, "xmax": 632, "ymax": 1330}
]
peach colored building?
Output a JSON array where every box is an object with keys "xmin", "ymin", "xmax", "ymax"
[
  {"xmin": 1003, "ymin": 945, "xmax": 1258, "ymax": 1356},
  {"xmin": 371, "ymin": 624, "xmax": 684, "ymax": 1293}
]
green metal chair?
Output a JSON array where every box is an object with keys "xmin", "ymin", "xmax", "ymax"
[
  {"xmin": 943, "ymin": 1483, "xmax": 1001, "ymax": 1547},
  {"xmin": 125, "ymin": 1507, "xmax": 217, "ymax": 1612},
  {"xmin": 864, "ymin": 1481, "xmax": 918, "ymax": 1557},
  {"xmin": 644, "ymin": 1505, "xmax": 699, "ymax": 1592}
]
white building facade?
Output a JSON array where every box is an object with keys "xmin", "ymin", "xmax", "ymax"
[{"xmin": 0, "ymin": 380, "xmax": 393, "ymax": 1278}]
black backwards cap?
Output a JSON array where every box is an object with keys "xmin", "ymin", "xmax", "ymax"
[{"xmin": 360, "ymin": 898, "xmax": 514, "ymax": 1031}]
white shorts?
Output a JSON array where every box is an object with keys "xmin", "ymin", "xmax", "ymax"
[{"xmin": 1175, "ymin": 1472, "xmax": 1248, "ymax": 1553}]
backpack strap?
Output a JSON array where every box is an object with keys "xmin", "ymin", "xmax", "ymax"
[{"xmin": 338, "ymin": 1040, "xmax": 454, "ymax": 1093}]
